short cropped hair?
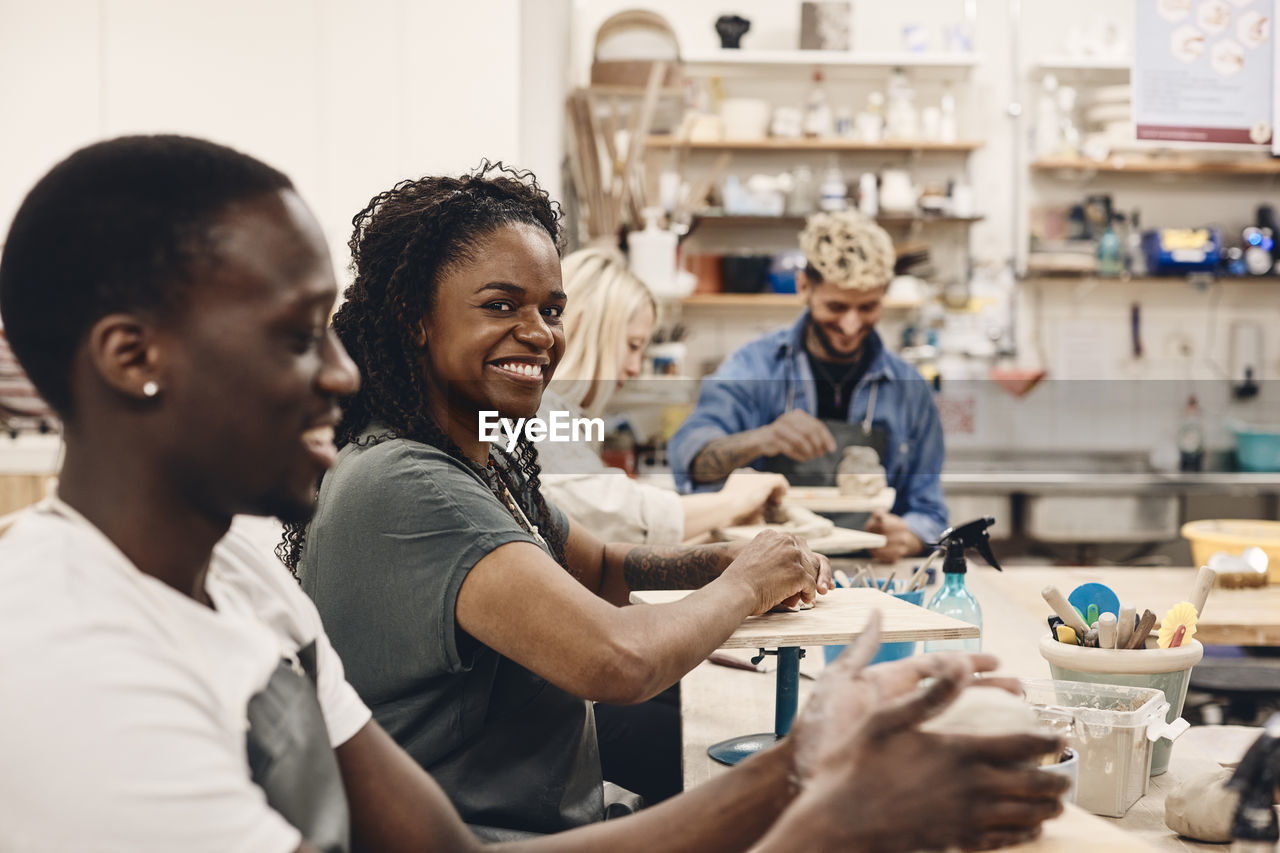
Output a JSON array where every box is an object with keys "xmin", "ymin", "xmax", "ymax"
[
  {"xmin": 799, "ymin": 210, "xmax": 895, "ymax": 291},
  {"xmin": 0, "ymin": 134, "xmax": 292, "ymax": 416}
]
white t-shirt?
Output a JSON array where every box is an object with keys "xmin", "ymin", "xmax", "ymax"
[{"xmin": 0, "ymin": 501, "xmax": 371, "ymax": 853}]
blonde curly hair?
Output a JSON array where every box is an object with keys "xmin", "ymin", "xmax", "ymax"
[{"xmin": 799, "ymin": 210, "xmax": 895, "ymax": 291}]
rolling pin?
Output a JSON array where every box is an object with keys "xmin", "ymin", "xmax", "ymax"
[
  {"xmin": 1125, "ymin": 609, "xmax": 1158, "ymax": 650},
  {"xmin": 1042, "ymin": 585, "xmax": 1090, "ymax": 637},
  {"xmin": 1189, "ymin": 565, "xmax": 1216, "ymax": 616},
  {"xmin": 1097, "ymin": 612, "xmax": 1118, "ymax": 650},
  {"xmin": 1116, "ymin": 604, "xmax": 1136, "ymax": 650}
]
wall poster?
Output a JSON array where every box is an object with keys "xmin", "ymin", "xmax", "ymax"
[{"xmin": 1133, "ymin": 0, "xmax": 1274, "ymax": 146}]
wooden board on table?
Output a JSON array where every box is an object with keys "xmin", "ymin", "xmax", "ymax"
[
  {"xmin": 718, "ymin": 524, "xmax": 886, "ymax": 554},
  {"xmin": 629, "ymin": 587, "xmax": 977, "ymax": 648},
  {"xmin": 1002, "ymin": 803, "xmax": 1159, "ymax": 852},
  {"xmin": 784, "ymin": 485, "xmax": 896, "ymax": 513}
]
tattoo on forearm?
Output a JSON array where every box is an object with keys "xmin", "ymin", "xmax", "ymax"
[
  {"xmin": 690, "ymin": 433, "xmax": 764, "ymax": 483},
  {"xmin": 624, "ymin": 544, "xmax": 733, "ymax": 590}
]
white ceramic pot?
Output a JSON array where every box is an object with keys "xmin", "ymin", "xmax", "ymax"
[{"xmin": 879, "ymin": 169, "xmax": 916, "ymax": 213}]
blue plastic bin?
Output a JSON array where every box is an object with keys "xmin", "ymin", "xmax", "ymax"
[{"xmin": 823, "ymin": 581, "xmax": 926, "ymax": 666}]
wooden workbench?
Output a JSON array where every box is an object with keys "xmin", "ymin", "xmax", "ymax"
[
  {"xmin": 677, "ymin": 562, "xmax": 1274, "ymax": 851},
  {"xmin": 971, "ymin": 565, "xmax": 1280, "ymax": 647}
]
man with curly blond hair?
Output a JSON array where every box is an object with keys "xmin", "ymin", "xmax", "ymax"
[{"xmin": 670, "ymin": 211, "xmax": 947, "ymax": 562}]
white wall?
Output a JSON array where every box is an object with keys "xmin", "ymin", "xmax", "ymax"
[{"xmin": 0, "ymin": 0, "xmax": 545, "ymax": 282}]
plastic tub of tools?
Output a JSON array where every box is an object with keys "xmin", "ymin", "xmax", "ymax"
[{"xmin": 1019, "ymin": 678, "xmax": 1188, "ymax": 818}]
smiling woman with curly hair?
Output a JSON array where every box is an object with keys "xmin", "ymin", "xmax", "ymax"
[{"xmin": 286, "ymin": 162, "xmax": 829, "ymax": 840}]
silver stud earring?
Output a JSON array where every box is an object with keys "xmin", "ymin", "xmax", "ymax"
[{"xmin": 142, "ymin": 381, "xmax": 159, "ymax": 398}]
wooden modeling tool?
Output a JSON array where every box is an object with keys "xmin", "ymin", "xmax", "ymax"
[
  {"xmin": 1125, "ymin": 609, "xmax": 1157, "ymax": 649},
  {"xmin": 1116, "ymin": 604, "xmax": 1136, "ymax": 650},
  {"xmin": 1189, "ymin": 565, "xmax": 1216, "ymax": 616},
  {"xmin": 833, "ymin": 569, "xmax": 852, "ymax": 589},
  {"xmin": 1042, "ymin": 585, "xmax": 1090, "ymax": 637},
  {"xmin": 1097, "ymin": 612, "xmax": 1118, "ymax": 650},
  {"xmin": 1157, "ymin": 602, "xmax": 1198, "ymax": 649}
]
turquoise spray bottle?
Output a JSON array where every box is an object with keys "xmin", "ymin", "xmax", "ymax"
[{"xmin": 923, "ymin": 517, "xmax": 1003, "ymax": 653}]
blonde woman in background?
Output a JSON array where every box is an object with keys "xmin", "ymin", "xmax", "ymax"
[{"xmin": 537, "ymin": 247, "xmax": 788, "ymax": 545}]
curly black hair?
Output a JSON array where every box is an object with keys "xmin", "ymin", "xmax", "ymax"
[
  {"xmin": 0, "ymin": 135, "xmax": 291, "ymax": 418},
  {"xmin": 280, "ymin": 160, "xmax": 567, "ymax": 571}
]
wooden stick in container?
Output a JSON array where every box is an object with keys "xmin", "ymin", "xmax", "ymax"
[
  {"xmin": 1116, "ymin": 604, "xmax": 1136, "ymax": 650},
  {"xmin": 1189, "ymin": 565, "xmax": 1216, "ymax": 617},
  {"xmin": 1042, "ymin": 585, "xmax": 1089, "ymax": 637},
  {"xmin": 1097, "ymin": 611, "xmax": 1118, "ymax": 650},
  {"xmin": 1125, "ymin": 609, "xmax": 1158, "ymax": 650}
]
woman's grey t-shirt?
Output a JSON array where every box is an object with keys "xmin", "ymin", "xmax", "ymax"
[{"xmin": 299, "ymin": 435, "xmax": 602, "ymax": 839}]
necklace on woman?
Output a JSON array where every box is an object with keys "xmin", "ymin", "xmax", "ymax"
[{"xmin": 486, "ymin": 456, "xmax": 547, "ymax": 549}]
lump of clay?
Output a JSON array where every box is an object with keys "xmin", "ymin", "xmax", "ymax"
[
  {"xmin": 836, "ymin": 445, "xmax": 887, "ymax": 497},
  {"xmin": 764, "ymin": 505, "xmax": 836, "ymax": 540},
  {"xmin": 1164, "ymin": 767, "xmax": 1239, "ymax": 843},
  {"xmin": 921, "ymin": 686, "xmax": 1041, "ymax": 737}
]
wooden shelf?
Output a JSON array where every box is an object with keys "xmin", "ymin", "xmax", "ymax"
[
  {"xmin": 1031, "ymin": 155, "xmax": 1280, "ymax": 176},
  {"xmin": 692, "ymin": 213, "xmax": 984, "ymax": 227},
  {"xmin": 648, "ymin": 135, "xmax": 983, "ymax": 152},
  {"xmin": 681, "ymin": 292, "xmax": 922, "ymax": 310},
  {"xmin": 1032, "ymin": 56, "xmax": 1130, "ymax": 73},
  {"xmin": 681, "ymin": 49, "xmax": 979, "ymax": 71}
]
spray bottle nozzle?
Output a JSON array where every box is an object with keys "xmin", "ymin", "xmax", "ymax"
[{"xmin": 931, "ymin": 516, "xmax": 1002, "ymax": 575}]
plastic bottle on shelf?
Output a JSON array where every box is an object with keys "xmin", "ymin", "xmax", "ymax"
[
  {"xmin": 939, "ymin": 84, "xmax": 958, "ymax": 143},
  {"xmin": 856, "ymin": 91, "xmax": 886, "ymax": 143},
  {"xmin": 628, "ymin": 207, "xmax": 678, "ymax": 300},
  {"xmin": 803, "ymin": 69, "xmax": 834, "ymax": 138},
  {"xmin": 884, "ymin": 67, "xmax": 917, "ymax": 141},
  {"xmin": 1056, "ymin": 85, "xmax": 1080, "ymax": 157},
  {"xmin": 787, "ymin": 165, "xmax": 816, "ymax": 216},
  {"xmin": 1096, "ymin": 214, "xmax": 1123, "ymax": 277},
  {"xmin": 1034, "ymin": 74, "xmax": 1060, "ymax": 159},
  {"xmin": 819, "ymin": 158, "xmax": 847, "ymax": 212},
  {"xmin": 857, "ymin": 172, "xmax": 878, "ymax": 217}
]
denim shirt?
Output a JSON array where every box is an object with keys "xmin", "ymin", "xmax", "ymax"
[{"xmin": 669, "ymin": 313, "xmax": 948, "ymax": 546}]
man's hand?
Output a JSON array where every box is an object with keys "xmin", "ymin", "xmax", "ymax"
[
  {"xmin": 722, "ymin": 529, "xmax": 832, "ymax": 614},
  {"xmin": 865, "ymin": 509, "xmax": 924, "ymax": 563},
  {"xmin": 723, "ymin": 470, "xmax": 789, "ymax": 526},
  {"xmin": 761, "ymin": 410, "xmax": 837, "ymax": 462},
  {"xmin": 766, "ymin": 613, "xmax": 1068, "ymax": 853}
]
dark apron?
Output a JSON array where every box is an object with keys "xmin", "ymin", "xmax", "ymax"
[
  {"xmin": 246, "ymin": 640, "xmax": 350, "ymax": 853},
  {"xmin": 761, "ymin": 382, "xmax": 889, "ymax": 530}
]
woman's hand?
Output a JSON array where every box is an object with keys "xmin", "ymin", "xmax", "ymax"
[
  {"xmin": 721, "ymin": 529, "xmax": 831, "ymax": 614},
  {"xmin": 722, "ymin": 470, "xmax": 789, "ymax": 526}
]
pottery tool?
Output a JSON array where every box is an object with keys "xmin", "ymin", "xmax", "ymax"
[
  {"xmin": 1097, "ymin": 612, "xmax": 1118, "ymax": 649},
  {"xmin": 1085, "ymin": 603, "xmax": 1100, "ymax": 628},
  {"xmin": 1116, "ymin": 604, "xmax": 1136, "ymax": 650},
  {"xmin": 1125, "ymin": 609, "xmax": 1158, "ymax": 649},
  {"xmin": 1189, "ymin": 565, "xmax": 1216, "ymax": 616},
  {"xmin": 833, "ymin": 568, "xmax": 852, "ymax": 589},
  {"xmin": 1067, "ymin": 582, "xmax": 1120, "ymax": 625},
  {"xmin": 1056, "ymin": 625, "xmax": 1079, "ymax": 645},
  {"xmin": 905, "ymin": 548, "xmax": 941, "ymax": 592},
  {"xmin": 882, "ymin": 571, "xmax": 898, "ymax": 592},
  {"xmin": 1158, "ymin": 602, "xmax": 1199, "ymax": 649},
  {"xmin": 1082, "ymin": 627, "xmax": 1099, "ymax": 648},
  {"xmin": 1042, "ymin": 585, "xmax": 1090, "ymax": 637}
]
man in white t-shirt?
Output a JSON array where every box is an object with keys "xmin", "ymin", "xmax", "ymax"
[{"xmin": 0, "ymin": 135, "xmax": 1066, "ymax": 853}]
